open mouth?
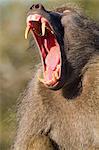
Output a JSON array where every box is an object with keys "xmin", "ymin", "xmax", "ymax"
[{"xmin": 25, "ymin": 14, "xmax": 61, "ymax": 87}]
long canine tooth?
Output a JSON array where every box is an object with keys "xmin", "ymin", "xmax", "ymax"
[
  {"xmin": 56, "ymin": 65, "xmax": 60, "ymax": 72},
  {"xmin": 25, "ymin": 26, "xmax": 30, "ymax": 39},
  {"xmin": 42, "ymin": 22, "xmax": 46, "ymax": 36},
  {"xmin": 55, "ymin": 71, "xmax": 59, "ymax": 80},
  {"xmin": 52, "ymin": 72, "xmax": 57, "ymax": 82},
  {"xmin": 38, "ymin": 76, "xmax": 46, "ymax": 84}
]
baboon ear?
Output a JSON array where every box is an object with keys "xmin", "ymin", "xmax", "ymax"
[{"xmin": 61, "ymin": 10, "xmax": 85, "ymax": 28}]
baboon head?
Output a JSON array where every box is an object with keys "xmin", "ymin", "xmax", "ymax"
[{"xmin": 25, "ymin": 4, "xmax": 95, "ymax": 90}]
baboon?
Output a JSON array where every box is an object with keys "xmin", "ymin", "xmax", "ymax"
[{"xmin": 13, "ymin": 4, "xmax": 99, "ymax": 150}]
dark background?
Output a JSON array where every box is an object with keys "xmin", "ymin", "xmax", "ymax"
[{"xmin": 0, "ymin": 0, "xmax": 99, "ymax": 149}]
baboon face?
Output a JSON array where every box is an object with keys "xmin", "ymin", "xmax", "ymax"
[
  {"xmin": 25, "ymin": 4, "xmax": 66, "ymax": 90},
  {"xmin": 25, "ymin": 4, "xmax": 91, "ymax": 90}
]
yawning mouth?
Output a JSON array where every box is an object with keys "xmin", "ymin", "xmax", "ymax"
[{"xmin": 25, "ymin": 14, "xmax": 61, "ymax": 87}]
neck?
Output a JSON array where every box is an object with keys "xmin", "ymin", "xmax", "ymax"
[{"xmin": 62, "ymin": 76, "xmax": 82, "ymax": 99}]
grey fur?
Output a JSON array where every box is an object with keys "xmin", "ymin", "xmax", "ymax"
[{"xmin": 13, "ymin": 5, "xmax": 99, "ymax": 150}]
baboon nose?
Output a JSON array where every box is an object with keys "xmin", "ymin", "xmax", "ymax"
[{"xmin": 30, "ymin": 4, "xmax": 45, "ymax": 11}]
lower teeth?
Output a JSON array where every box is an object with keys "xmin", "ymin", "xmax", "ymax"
[{"xmin": 38, "ymin": 76, "xmax": 45, "ymax": 84}]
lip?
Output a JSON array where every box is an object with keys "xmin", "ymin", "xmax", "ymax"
[{"xmin": 25, "ymin": 14, "xmax": 62, "ymax": 88}]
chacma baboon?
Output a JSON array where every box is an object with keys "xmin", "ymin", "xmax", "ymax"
[{"xmin": 13, "ymin": 3, "xmax": 99, "ymax": 150}]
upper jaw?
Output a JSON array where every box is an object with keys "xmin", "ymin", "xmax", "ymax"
[{"xmin": 25, "ymin": 14, "xmax": 53, "ymax": 39}]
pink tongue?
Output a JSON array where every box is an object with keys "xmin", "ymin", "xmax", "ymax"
[
  {"xmin": 45, "ymin": 47, "xmax": 60, "ymax": 81},
  {"xmin": 45, "ymin": 47, "xmax": 60, "ymax": 71}
]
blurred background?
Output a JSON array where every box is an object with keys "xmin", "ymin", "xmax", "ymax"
[{"xmin": 0, "ymin": 0, "xmax": 99, "ymax": 149}]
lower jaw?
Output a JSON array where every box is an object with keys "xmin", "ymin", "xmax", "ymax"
[
  {"xmin": 46, "ymin": 81, "xmax": 65, "ymax": 90},
  {"xmin": 38, "ymin": 76, "xmax": 59, "ymax": 88},
  {"xmin": 42, "ymin": 75, "xmax": 65, "ymax": 90},
  {"xmin": 38, "ymin": 59, "xmax": 67, "ymax": 90}
]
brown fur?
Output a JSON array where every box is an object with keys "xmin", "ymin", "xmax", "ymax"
[{"xmin": 13, "ymin": 5, "xmax": 99, "ymax": 150}]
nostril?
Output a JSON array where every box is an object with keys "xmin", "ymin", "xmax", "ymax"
[
  {"xmin": 30, "ymin": 4, "xmax": 34, "ymax": 10},
  {"xmin": 35, "ymin": 4, "xmax": 40, "ymax": 9},
  {"xmin": 30, "ymin": 4, "xmax": 45, "ymax": 10}
]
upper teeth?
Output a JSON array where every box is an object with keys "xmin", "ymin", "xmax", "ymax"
[
  {"xmin": 41, "ymin": 22, "xmax": 46, "ymax": 36},
  {"xmin": 25, "ymin": 15, "xmax": 53, "ymax": 39},
  {"xmin": 25, "ymin": 26, "xmax": 30, "ymax": 39},
  {"xmin": 25, "ymin": 19, "xmax": 46, "ymax": 39}
]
